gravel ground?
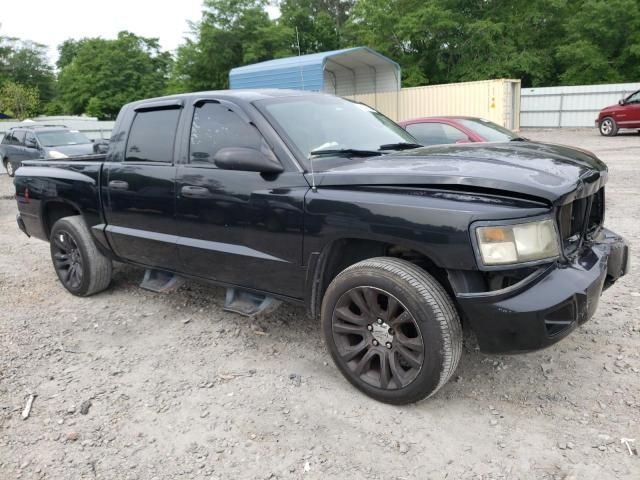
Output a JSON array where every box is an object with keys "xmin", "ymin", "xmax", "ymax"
[{"xmin": 0, "ymin": 128, "xmax": 638, "ymax": 480}]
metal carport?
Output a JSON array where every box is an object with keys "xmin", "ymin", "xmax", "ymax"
[{"xmin": 229, "ymin": 47, "xmax": 400, "ymax": 97}]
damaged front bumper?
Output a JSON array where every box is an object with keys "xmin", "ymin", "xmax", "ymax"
[{"xmin": 456, "ymin": 227, "xmax": 629, "ymax": 353}]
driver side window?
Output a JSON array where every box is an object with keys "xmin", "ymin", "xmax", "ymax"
[
  {"xmin": 24, "ymin": 131, "xmax": 37, "ymax": 148},
  {"xmin": 626, "ymin": 91, "xmax": 640, "ymax": 104},
  {"xmin": 189, "ymin": 102, "xmax": 264, "ymax": 166}
]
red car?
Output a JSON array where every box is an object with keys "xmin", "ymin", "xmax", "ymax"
[
  {"xmin": 398, "ymin": 116, "xmax": 521, "ymax": 146},
  {"xmin": 596, "ymin": 89, "xmax": 640, "ymax": 136}
]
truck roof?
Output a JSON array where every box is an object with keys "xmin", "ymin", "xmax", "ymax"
[{"xmin": 126, "ymin": 89, "xmax": 323, "ymax": 109}]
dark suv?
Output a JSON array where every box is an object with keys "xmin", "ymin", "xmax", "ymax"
[{"xmin": 1, "ymin": 125, "xmax": 95, "ymax": 176}]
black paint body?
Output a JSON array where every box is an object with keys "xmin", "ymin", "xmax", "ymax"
[{"xmin": 13, "ymin": 90, "xmax": 629, "ymax": 353}]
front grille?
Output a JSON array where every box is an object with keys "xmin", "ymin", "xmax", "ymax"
[{"xmin": 558, "ymin": 188, "xmax": 604, "ymax": 253}]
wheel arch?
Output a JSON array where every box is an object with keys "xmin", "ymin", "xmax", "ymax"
[
  {"xmin": 41, "ymin": 199, "xmax": 84, "ymax": 240},
  {"xmin": 307, "ymin": 237, "xmax": 452, "ymax": 319}
]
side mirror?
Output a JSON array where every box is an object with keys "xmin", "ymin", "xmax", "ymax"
[
  {"xmin": 24, "ymin": 139, "xmax": 37, "ymax": 148},
  {"xmin": 619, "ymin": 99, "xmax": 625, "ymax": 105},
  {"xmin": 213, "ymin": 147, "xmax": 284, "ymax": 174}
]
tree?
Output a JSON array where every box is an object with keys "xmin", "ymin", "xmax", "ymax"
[
  {"xmin": 347, "ymin": 0, "xmax": 569, "ymax": 88},
  {"xmin": 56, "ymin": 32, "xmax": 172, "ymax": 119},
  {"xmin": 170, "ymin": 0, "xmax": 292, "ymax": 92},
  {"xmin": 0, "ymin": 81, "xmax": 39, "ymax": 119},
  {"xmin": 278, "ymin": 0, "xmax": 355, "ymax": 54},
  {"xmin": 555, "ymin": 0, "xmax": 640, "ymax": 85},
  {"xmin": 0, "ymin": 35, "xmax": 55, "ymax": 105}
]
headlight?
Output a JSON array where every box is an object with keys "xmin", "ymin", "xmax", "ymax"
[
  {"xmin": 476, "ymin": 219, "xmax": 560, "ymax": 266},
  {"xmin": 48, "ymin": 150, "xmax": 68, "ymax": 159}
]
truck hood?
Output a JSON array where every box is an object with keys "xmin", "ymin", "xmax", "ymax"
[
  {"xmin": 44, "ymin": 143, "xmax": 94, "ymax": 157},
  {"xmin": 307, "ymin": 141, "xmax": 608, "ymax": 204}
]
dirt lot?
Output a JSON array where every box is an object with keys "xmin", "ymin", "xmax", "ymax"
[{"xmin": 0, "ymin": 129, "xmax": 638, "ymax": 480}]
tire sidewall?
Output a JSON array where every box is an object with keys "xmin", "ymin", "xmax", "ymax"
[
  {"xmin": 5, "ymin": 160, "xmax": 14, "ymax": 177},
  {"xmin": 50, "ymin": 219, "xmax": 94, "ymax": 296},
  {"xmin": 321, "ymin": 267, "xmax": 447, "ymax": 404}
]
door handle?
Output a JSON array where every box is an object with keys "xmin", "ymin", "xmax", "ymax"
[
  {"xmin": 108, "ymin": 180, "xmax": 129, "ymax": 190},
  {"xmin": 180, "ymin": 185, "xmax": 211, "ymax": 198}
]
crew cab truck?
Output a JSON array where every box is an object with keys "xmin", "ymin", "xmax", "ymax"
[
  {"xmin": 1, "ymin": 125, "xmax": 97, "ymax": 177},
  {"xmin": 13, "ymin": 90, "xmax": 629, "ymax": 404}
]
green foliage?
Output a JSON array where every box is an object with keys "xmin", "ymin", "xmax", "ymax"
[
  {"xmin": 0, "ymin": 35, "xmax": 55, "ymax": 107},
  {"xmin": 169, "ymin": 0, "xmax": 293, "ymax": 92},
  {"xmin": 56, "ymin": 32, "xmax": 172, "ymax": 119},
  {"xmin": 4, "ymin": 0, "xmax": 640, "ymax": 119},
  {"xmin": 347, "ymin": 0, "xmax": 568, "ymax": 87},
  {"xmin": 279, "ymin": 0, "xmax": 355, "ymax": 53},
  {"xmin": 556, "ymin": 0, "xmax": 640, "ymax": 85},
  {"xmin": 0, "ymin": 81, "xmax": 40, "ymax": 119}
]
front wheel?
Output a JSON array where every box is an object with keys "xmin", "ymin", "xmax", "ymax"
[
  {"xmin": 4, "ymin": 159, "xmax": 15, "ymax": 177},
  {"xmin": 321, "ymin": 257, "xmax": 462, "ymax": 404},
  {"xmin": 50, "ymin": 215, "xmax": 113, "ymax": 296},
  {"xmin": 599, "ymin": 117, "xmax": 618, "ymax": 136}
]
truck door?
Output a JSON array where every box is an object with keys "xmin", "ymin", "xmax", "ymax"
[
  {"xmin": 623, "ymin": 90, "xmax": 640, "ymax": 126},
  {"xmin": 174, "ymin": 99, "xmax": 307, "ymax": 298},
  {"xmin": 103, "ymin": 103, "xmax": 182, "ymax": 270}
]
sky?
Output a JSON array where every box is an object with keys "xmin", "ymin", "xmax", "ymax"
[{"xmin": 0, "ymin": 0, "xmax": 279, "ymax": 66}]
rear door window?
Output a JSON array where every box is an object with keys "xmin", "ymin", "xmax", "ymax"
[
  {"xmin": 125, "ymin": 108, "xmax": 181, "ymax": 163},
  {"xmin": 406, "ymin": 123, "xmax": 469, "ymax": 145},
  {"xmin": 189, "ymin": 102, "xmax": 264, "ymax": 166},
  {"xmin": 2, "ymin": 132, "xmax": 16, "ymax": 145}
]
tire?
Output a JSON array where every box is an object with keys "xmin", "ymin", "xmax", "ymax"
[
  {"xmin": 49, "ymin": 215, "xmax": 112, "ymax": 296},
  {"xmin": 321, "ymin": 257, "xmax": 462, "ymax": 404},
  {"xmin": 599, "ymin": 117, "xmax": 618, "ymax": 136},
  {"xmin": 4, "ymin": 159, "xmax": 15, "ymax": 177}
]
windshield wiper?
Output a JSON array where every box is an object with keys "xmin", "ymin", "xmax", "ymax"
[
  {"xmin": 378, "ymin": 142, "xmax": 423, "ymax": 151},
  {"xmin": 309, "ymin": 148, "xmax": 382, "ymax": 158},
  {"xmin": 509, "ymin": 136, "xmax": 528, "ymax": 141}
]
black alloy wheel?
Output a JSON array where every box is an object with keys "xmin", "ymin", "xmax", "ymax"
[
  {"xmin": 49, "ymin": 215, "xmax": 112, "ymax": 296},
  {"xmin": 321, "ymin": 257, "xmax": 462, "ymax": 404},
  {"xmin": 332, "ymin": 286, "xmax": 424, "ymax": 390},
  {"xmin": 52, "ymin": 230, "xmax": 84, "ymax": 290}
]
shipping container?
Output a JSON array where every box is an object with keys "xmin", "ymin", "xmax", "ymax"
[{"xmin": 352, "ymin": 79, "xmax": 521, "ymax": 130}]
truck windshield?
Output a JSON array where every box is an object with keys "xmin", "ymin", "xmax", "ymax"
[
  {"xmin": 37, "ymin": 130, "xmax": 91, "ymax": 147},
  {"xmin": 257, "ymin": 96, "xmax": 417, "ymax": 163}
]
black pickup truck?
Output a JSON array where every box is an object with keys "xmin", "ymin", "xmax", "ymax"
[{"xmin": 13, "ymin": 90, "xmax": 629, "ymax": 404}]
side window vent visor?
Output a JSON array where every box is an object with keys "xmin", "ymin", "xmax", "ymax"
[{"xmin": 134, "ymin": 99, "xmax": 184, "ymax": 112}]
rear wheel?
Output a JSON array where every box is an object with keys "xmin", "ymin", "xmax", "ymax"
[
  {"xmin": 321, "ymin": 257, "xmax": 462, "ymax": 404},
  {"xmin": 599, "ymin": 117, "xmax": 618, "ymax": 136},
  {"xmin": 50, "ymin": 216, "xmax": 112, "ymax": 296}
]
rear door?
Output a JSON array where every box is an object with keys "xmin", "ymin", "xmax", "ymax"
[
  {"xmin": 103, "ymin": 102, "xmax": 182, "ymax": 270},
  {"xmin": 174, "ymin": 98, "xmax": 307, "ymax": 297}
]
